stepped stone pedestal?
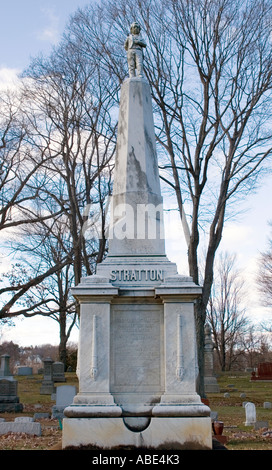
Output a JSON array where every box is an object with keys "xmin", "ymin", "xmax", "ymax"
[
  {"xmin": 62, "ymin": 40, "xmax": 212, "ymax": 450},
  {"xmin": 0, "ymin": 355, "xmax": 23, "ymax": 413}
]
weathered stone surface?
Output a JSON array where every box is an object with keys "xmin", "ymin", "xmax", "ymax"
[
  {"xmin": 52, "ymin": 385, "xmax": 77, "ymax": 419},
  {"xmin": 245, "ymin": 402, "xmax": 256, "ymax": 426},
  {"xmin": 107, "ymin": 77, "xmax": 165, "ymax": 257},
  {"xmin": 65, "ymin": 37, "xmax": 211, "ymax": 449},
  {"xmin": 62, "ymin": 417, "xmax": 212, "ymax": 450},
  {"xmin": 0, "ymin": 421, "xmax": 41, "ymax": 436},
  {"xmin": 0, "ymin": 377, "xmax": 23, "ymax": 412}
]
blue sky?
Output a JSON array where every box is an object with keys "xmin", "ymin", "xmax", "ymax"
[
  {"xmin": 1, "ymin": 0, "xmax": 272, "ymax": 346},
  {"xmin": 0, "ymin": 0, "xmax": 90, "ymax": 69}
]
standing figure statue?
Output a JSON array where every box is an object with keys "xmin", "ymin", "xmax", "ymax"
[{"xmin": 124, "ymin": 22, "xmax": 146, "ymax": 78}]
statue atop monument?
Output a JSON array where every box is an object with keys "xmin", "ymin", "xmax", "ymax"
[{"xmin": 124, "ymin": 22, "xmax": 146, "ymax": 78}]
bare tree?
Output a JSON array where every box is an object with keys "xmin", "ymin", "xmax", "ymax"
[
  {"xmin": 21, "ymin": 41, "xmax": 117, "ymax": 285},
  {"xmin": 65, "ymin": 0, "xmax": 272, "ymax": 395},
  {"xmin": 257, "ymin": 224, "xmax": 272, "ymax": 308},
  {"xmin": 0, "ymin": 36, "xmax": 117, "ymax": 361},
  {"xmin": 206, "ymin": 251, "xmax": 249, "ymax": 370}
]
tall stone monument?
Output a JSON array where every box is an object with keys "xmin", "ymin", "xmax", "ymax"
[
  {"xmin": 62, "ymin": 22, "xmax": 212, "ymax": 450},
  {"xmin": 204, "ymin": 324, "xmax": 220, "ymax": 393}
]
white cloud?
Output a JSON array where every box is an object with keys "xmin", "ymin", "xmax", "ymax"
[
  {"xmin": 38, "ymin": 7, "xmax": 60, "ymax": 44},
  {"xmin": 0, "ymin": 68, "xmax": 21, "ymax": 91}
]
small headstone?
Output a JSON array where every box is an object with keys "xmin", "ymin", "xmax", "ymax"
[
  {"xmin": 224, "ymin": 392, "xmax": 230, "ymax": 398},
  {"xmin": 245, "ymin": 402, "xmax": 256, "ymax": 426},
  {"xmin": 0, "ymin": 421, "xmax": 41, "ymax": 436},
  {"xmin": 254, "ymin": 420, "xmax": 268, "ymax": 430},
  {"xmin": 17, "ymin": 366, "xmax": 33, "ymax": 376},
  {"xmin": 240, "ymin": 393, "xmax": 246, "ymax": 399},
  {"xmin": 263, "ymin": 402, "xmax": 272, "ymax": 409},
  {"xmin": 14, "ymin": 417, "xmax": 34, "ymax": 422},
  {"xmin": 52, "ymin": 385, "xmax": 76, "ymax": 419},
  {"xmin": 34, "ymin": 412, "xmax": 50, "ymax": 420},
  {"xmin": 53, "ymin": 362, "xmax": 66, "ymax": 382}
]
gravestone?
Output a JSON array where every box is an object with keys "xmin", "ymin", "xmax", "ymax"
[
  {"xmin": 40, "ymin": 358, "xmax": 56, "ymax": 395},
  {"xmin": 62, "ymin": 21, "xmax": 212, "ymax": 450},
  {"xmin": 0, "ymin": 355, "xmax": 23, "ymax": 412},
  {"xmin": 254, "ymin": 421, "xmax": 268, "ymax": 430},
  {"xmin": 34, "ymin": 412, "xmax": 50, "ymax": 420},
  {"xmin": 264, "ymin": 402, "xmax": 272, "ymax": 409},
  {"xmin": 0, "ymin": 420, "xmax": 41, "ymax": 436},
  {"xmin": 251, "ymin": 363, "xmax": 272, "ymax": 381},
  {"xmin": 0, "ymin": 354, "xmax": 13, "ymax": 378},
  {"xmin": 14, "ymin": 416, "xmax": 34, "ymax": 422},
  {"xmin": 53, "ymin": 362, "xmax": 66, "ymax": 382},
  {"xmin": 204, "ymin": 324, "xmax": 220, "ymax": 393},
  {"xmin": 245, "ymin": 402, "xmax": 256, "ymax": 426},
  {"xmin": 17, "ymin": 366, "xmax": 33, "ymax": 376},
  {"xmin": 52, "ymin": 385, "xmax": 76, "ymax": 419}
]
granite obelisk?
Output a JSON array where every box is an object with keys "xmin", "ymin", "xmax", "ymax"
[{"xmin": 62, "ymin": 22, "xmax": 212, "ymax": 450}]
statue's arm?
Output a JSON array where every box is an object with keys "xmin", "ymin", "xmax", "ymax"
[
  {"xmin": 124, "ymin": 36, "xmax": 129, "ymax": 51},
  {"xmin": 135, "ymin": 37, "xmax": 146, "ymax": 48}
]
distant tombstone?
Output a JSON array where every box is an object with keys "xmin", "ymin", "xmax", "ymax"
[
  {"xmin": 52, "ymin": 385, "xmax": 77, "ymax": 419},
  {"xmin": 0, "ymin": 378, "xmax": 23, "ymax": 412},
  {"xmin": 0, "ymin": 354, "xmax": 12, "ymax": 378},
  {"xmin": 245, "ymin": 402, "xmax": 256, "ymax": 426},
  {"xmin": 17, "ymin": 366, "xmax": 33, "ymax": 376},
  {"xmin": 53, "ymin": 362, "xmax": 66, "ymax": 382},
  {"xmin": 254, "ymin": 420, "xmax": 268, "ymax": 430},
  {"xmin": 34, "ymin": 412, "xmax": 50, "ymax": 420},
  {"xmin": 40, "ymin": 358, "xmax": 56, "ymax": 395},
  {"xmin": 263, "ymin": 402, "xmax": 272, "ymax": 409},
  {"xmin": 251, "ymin": 362, "xmax": 272, "ymax": 381},
  {"xmin": 14, "ymin": 416, "xmax": 34, "ymax": 422},
  {"xmin": 204, "ymin": 325, "xmax": 220, "ymax": 393}
]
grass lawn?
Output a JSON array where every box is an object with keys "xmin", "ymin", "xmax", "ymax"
[
  {"xmin": 207, "ymin": 371, "xmax": 272, "ymax": 450},
  {"xmin": 0, "ymin": 371, "xmax": 272, "ymax": 450}
]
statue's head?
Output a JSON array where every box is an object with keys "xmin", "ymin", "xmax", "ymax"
[{"xmin": 130, "ymin": 22, "xmax": 141, "ymax": 35}]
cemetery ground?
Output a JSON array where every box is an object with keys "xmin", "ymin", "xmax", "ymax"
[{"xmin": 0, "ymin": 371, "xmax": 272, "ymax": 450}]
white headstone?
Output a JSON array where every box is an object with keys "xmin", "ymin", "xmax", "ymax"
[
  {"xmin": 245, "ymin": 402, "xmax": 256, "ymax": 425},
  {"xmin": 56, "ymin": 385, "xmax": 76, "ymax": 407}
]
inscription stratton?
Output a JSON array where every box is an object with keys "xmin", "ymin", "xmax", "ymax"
[{"xmin": 110, "ymin": 269, "xmax": 164, "ymax": 282}]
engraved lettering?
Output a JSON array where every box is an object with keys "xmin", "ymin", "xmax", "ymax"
[
  {"xmin": 157, "ymin": 269, "xmax": 163, "ymax": 281},
  {"xmin": 130, "ymin": 269, "xmax": 137, "ymax": 280},
  {"xmin": 109, "ymin": 269, "xmax": 164, "ymax": 282},
  {"xmin": 110, "ymin": 270, "xmax": 117, "ymax": 281}
]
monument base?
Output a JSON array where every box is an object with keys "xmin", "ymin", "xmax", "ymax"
[{"xmin": 62, "ymin": 416, "xmax": 212, "ymax": 450}]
